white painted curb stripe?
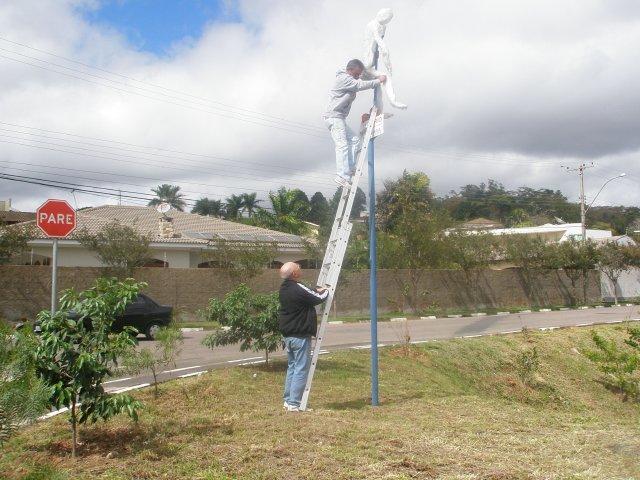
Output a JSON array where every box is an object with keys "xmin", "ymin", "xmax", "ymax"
[
  {"xmin": 104, "ymin": 377, "xmax": 132, "ymax": 385},
  {"xmin": 179, "ymin": 371, "xmax": 206, "ymax": 378},
  {"xmin": 109, "ymin": 383, "xmax": 151, "ymax": 394},
  {"xmin": 180, "ymin": 327, "xmax": 204, "ymax": 332},
  {"xmin": 328, "ymin": 321, "xmax": 343, "ymax": 324},
  {"xmin": 163, "ymin": 365, "xmax": 203, "ymax": 374},
  {"xmin": 227, "ymin": 357, "xmax": 263, "ymax": 363},
  {"xmin": 238, "ymin": 360, "xmax": 266, "ymax": 366}
]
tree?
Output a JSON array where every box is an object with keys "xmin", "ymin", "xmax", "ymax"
[
  {"xmin": 598, "ymin": 243, "xmax": 629, "ymax": 304},
  {"xmin": 225, "ymin": 194, "xmax": 244, "ymax": 219},
  {"xmin": 0, "ymin": 223, "xmax": 32, "ymax": 264},
  {"xmin": 554, "ymin": 240, "xmax": 600, "ymax": 304},
  {"xmin": 377, "ymin": 171, "xmax": 434, "ymax": 231},
  {"xmin": 445, "ymin": 231, "xmax": 499, "ymax": 274},
  {"xmin": 252, "ymin": 187, "xmax": 310, "ymax": 235},
  {"xmin": 0, "ymin": 323, "xmax": 49, "ymax": 445},
  {"xmin": 375, "ymin": 172, "xmax": 451, "ymax": 313},
  {"xmin": 148, "ymin": 184, "xmax": 186, "ymax": 211},
  {"xmin": 35, "ymin": 278, "xmax": 145, "ymax": 457},
  {"xmin": 202, "ymin": 284, "xmax": 281, "ymax": 365},
  {"xmin": 122, "ymin": 326, "xmax": 183, "ymax": 397},
  {"xmin": 76, "ymin": 221, "xmax": 151, "ymax": 275},
  {"xmin": 503, "ymin": 235, "xmax": 551, "ymax": 271},
  {"xmin": 192, "ymin": 198, "xmax": 224, "ymax": 217},
  {"xmin": 308, "ymin": 192, "xmax": 330, "ymax": 224},
  {"xmin": 331, "ymin": 186, "xmax": 367, "ymax": 220},
  {"xmin": 201, "ymin": 239, "xmax": 277, "ymax": 280},
  {"xmin": 241, "ymin": 192, "xmax": 261, "ymax": 218}
]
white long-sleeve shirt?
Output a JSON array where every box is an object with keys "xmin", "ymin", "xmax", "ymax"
[{"xmin": 323, "ymin": 70, "xmax": 380, "ymax": 119}]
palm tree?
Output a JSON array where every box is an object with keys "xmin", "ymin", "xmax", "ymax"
[
  {"xmin": 253, "ymin": 187, "xmax": 310, "ymax": 235},
  {"xmin": 225, "ymin": 194, "xmax": 244, "ymax": 219},
  {"xmin": 148, "ymin": 184, "xmax": 186, "ymax": 212},
  {"xmin": 191, "ymin": 198, "xmax": 224, "ymax": 217},
  {"xmin": 241, "ymin": 192, "xmax": 261, "ymax": 218}
]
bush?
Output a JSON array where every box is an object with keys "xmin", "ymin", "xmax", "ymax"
[
  {"xmin": 0, "ymin": 323, "xmax": 49, "ymax": 445},
  {"xmin": 585, "ymin": 327, "xmax": 639, "ymax": 402},
  {"xmin": 202, "ymin": 284, "xmax": 281, "ymax": 365}
]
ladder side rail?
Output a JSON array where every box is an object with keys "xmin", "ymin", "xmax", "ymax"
[{"xmin": 301, "ymin": 222, "xmax": 353, "ymax": 411}]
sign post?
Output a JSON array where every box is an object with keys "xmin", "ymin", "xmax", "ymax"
[{"xmin": 36, "ymin": 199, "xmax": 76, "ymax": 314}]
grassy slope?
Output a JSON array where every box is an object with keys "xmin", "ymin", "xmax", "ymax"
[{"xmin": 2, "ymin": 325, "xmax": 639, "ymax": 480}]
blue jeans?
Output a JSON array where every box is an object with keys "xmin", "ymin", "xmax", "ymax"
[
  {"xmin": 283, "ymin": 336, "xmax": 312, "ymax": 407},
  {"xmin": 325, "ymin": 117, "xmax": 361, "ymax": 179}
]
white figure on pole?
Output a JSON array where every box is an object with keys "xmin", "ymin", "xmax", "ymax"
[{"xmin": 362, "ymin": 8, "xmax": 407, "ymax": 111}]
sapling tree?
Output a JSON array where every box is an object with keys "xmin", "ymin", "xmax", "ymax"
[
  {"xmin": 0, "ymin": 323, "xmax": 49, "ymax": 445},
  {"xmin": 586, "ymin": 326, "xmax": 640, "ymax": 402},
  {"xmin": 555, "ymin": 240, "xmax": 600, "ymax": 304},
  {"xmin": 35, "ymin": 278, "xmax": 145, "ymax": 457},
  {"xmin": 0, "ymin": 223, "xmax": 33, "ymax": 264},
  {"xmin": 202, "ymin": 284, "xmax": 281, "ymax": 365},
  {"xmin": 122, "ymin": 326, "xmax": 183, "ymax": 397}
]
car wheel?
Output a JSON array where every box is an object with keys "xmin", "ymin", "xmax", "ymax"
[{"xmin": 145, "ymin": 322, "xmax": 162, "ymax": 340}]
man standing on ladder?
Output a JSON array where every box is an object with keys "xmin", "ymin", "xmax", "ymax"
[
  {"xmin": 323, "ymin": 59, "xmax": 386, "ymax": 187},
  {"xmin": 278, "ymin": 262, "xmax": 329, "ymax": 412}
]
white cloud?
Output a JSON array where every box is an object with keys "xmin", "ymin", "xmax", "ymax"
[{"xmin": 0, "ymin": 0, "xmax": 639, "ymax": 212}]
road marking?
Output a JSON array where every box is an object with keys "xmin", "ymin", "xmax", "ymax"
[
  {"xmin": 109, "ymin": 383, "xmax": 150, "ymax": 394},
  {"xmin": 227, "ymin": 357, "xmax": 263, "ymax": 364},
  {"xmin": 162, "ymin": 365, "xmax": 203, "ymax": 374},
  {"xmin": 104, "ymin": 377, "xmax": 132, "ymax": 384},
  {"xmin": 179, "ymin": 370, "xmax": 206, "ymax": 378},
  {"xmin": 238, "ymin": 360, "xmax": 266, "ymax": 366}
]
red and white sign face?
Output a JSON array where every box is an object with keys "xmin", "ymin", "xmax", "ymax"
[{"xmin": 36, "ymin": 199, "xmax": 77, "ymax": 238}]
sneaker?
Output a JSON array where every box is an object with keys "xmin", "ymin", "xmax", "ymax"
[
  {"xmin": 286, "ymin": 404, "xmax": 301, "ymax": 412},
  {"xmin": 283, "ymin": 401, "xmax": 290, "ymax": 410},
  {"xmin": 334, "ymin": 175, "xmax": 351, "ymax": 188}
]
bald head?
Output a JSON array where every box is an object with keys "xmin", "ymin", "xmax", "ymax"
[{"xmin": 280, "ymin": 262, "xmax": 301, "ymax": 280}]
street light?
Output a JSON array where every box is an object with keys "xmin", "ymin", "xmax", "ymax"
[{"xmin": 582, "ymin": 173, "xmax": 626, "ymax": 241}]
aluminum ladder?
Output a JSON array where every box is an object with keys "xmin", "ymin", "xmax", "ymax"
[{"xmin": 299, "ymin": 107, "xmax": 379, "ymax": 411}]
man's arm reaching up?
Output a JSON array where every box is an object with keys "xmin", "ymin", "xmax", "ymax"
[{"xmin": 294, "ymin": 283, "xmax": 329, "ymax": 306}]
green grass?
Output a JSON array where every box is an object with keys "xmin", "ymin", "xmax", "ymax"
[{"xmin": 2, "ymin": 325, "xmax": 639, "ymax": 479}]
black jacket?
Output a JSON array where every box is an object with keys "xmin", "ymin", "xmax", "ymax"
[{"xmin": 278, "ymin": 279, "xmax": 329, "ymax": 337}]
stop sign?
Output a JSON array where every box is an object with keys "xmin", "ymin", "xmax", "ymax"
[{"xmin": 36, "ymin": 199, "xmax": 77, "ymax": 238}]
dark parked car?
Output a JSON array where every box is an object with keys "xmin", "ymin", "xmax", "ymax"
[
  {"xmin": 112, "ymin": 294, "xmax": 173, "ymax": 339},
  {"xmin": 61, "ymin": 293, "xmax": 172, "ymax": 340}
]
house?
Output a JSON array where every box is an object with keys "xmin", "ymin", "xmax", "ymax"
[
  {"xmin": 0, "ymin": 199, "xmax": 35, "ymax": 225},
  {"xmin": 460, "ymin": 222, "xmax": 612, "ymax": 243},
  {"xmin": 11, "ymin": 205, "xmax": 311, "ymax": 268}
]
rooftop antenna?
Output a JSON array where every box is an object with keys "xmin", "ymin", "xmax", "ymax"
[{"xmin": 156, "ymin": 202, "xmax": 171, "ymax": 217}]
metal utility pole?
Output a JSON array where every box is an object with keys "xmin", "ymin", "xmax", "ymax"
[
  {"xmin": 368, "ymin": 51, "xmax": 381, "ymax": 407},
  {"xmin": 563, "ymin": 163, "xmax": 594, "ymax": 243}
]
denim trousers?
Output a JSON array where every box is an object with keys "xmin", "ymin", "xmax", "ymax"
[
  {"xmin": 325, "ymin": 117, "xmax": 361, "ymax": 179},
  {"xmin": 283, "ymin": 336, "xmax": 312, "ymax": 407}
]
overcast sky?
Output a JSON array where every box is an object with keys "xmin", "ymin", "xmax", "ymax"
[{"xmin": 1, "ymin": 0, "xmax": 639, "ymax": 212}]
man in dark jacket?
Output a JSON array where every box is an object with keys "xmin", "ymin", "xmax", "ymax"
[{"xmin": 278, "ymin": 262, "xmax": 328, "ymax": 412}]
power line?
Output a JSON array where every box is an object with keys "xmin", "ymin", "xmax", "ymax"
[{"xmin": 0, "ymin": 36, "xmax": 328, "ymax": 134}]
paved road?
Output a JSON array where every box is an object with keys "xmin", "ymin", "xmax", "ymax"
[{"xmin": 104, "ymin": 305, "xmax": 640, "ymax": 393}]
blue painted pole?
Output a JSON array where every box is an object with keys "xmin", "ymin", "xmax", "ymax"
[{"xmin": 369, "ymin": 54, "xmax": 381, "ymax": 407}]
